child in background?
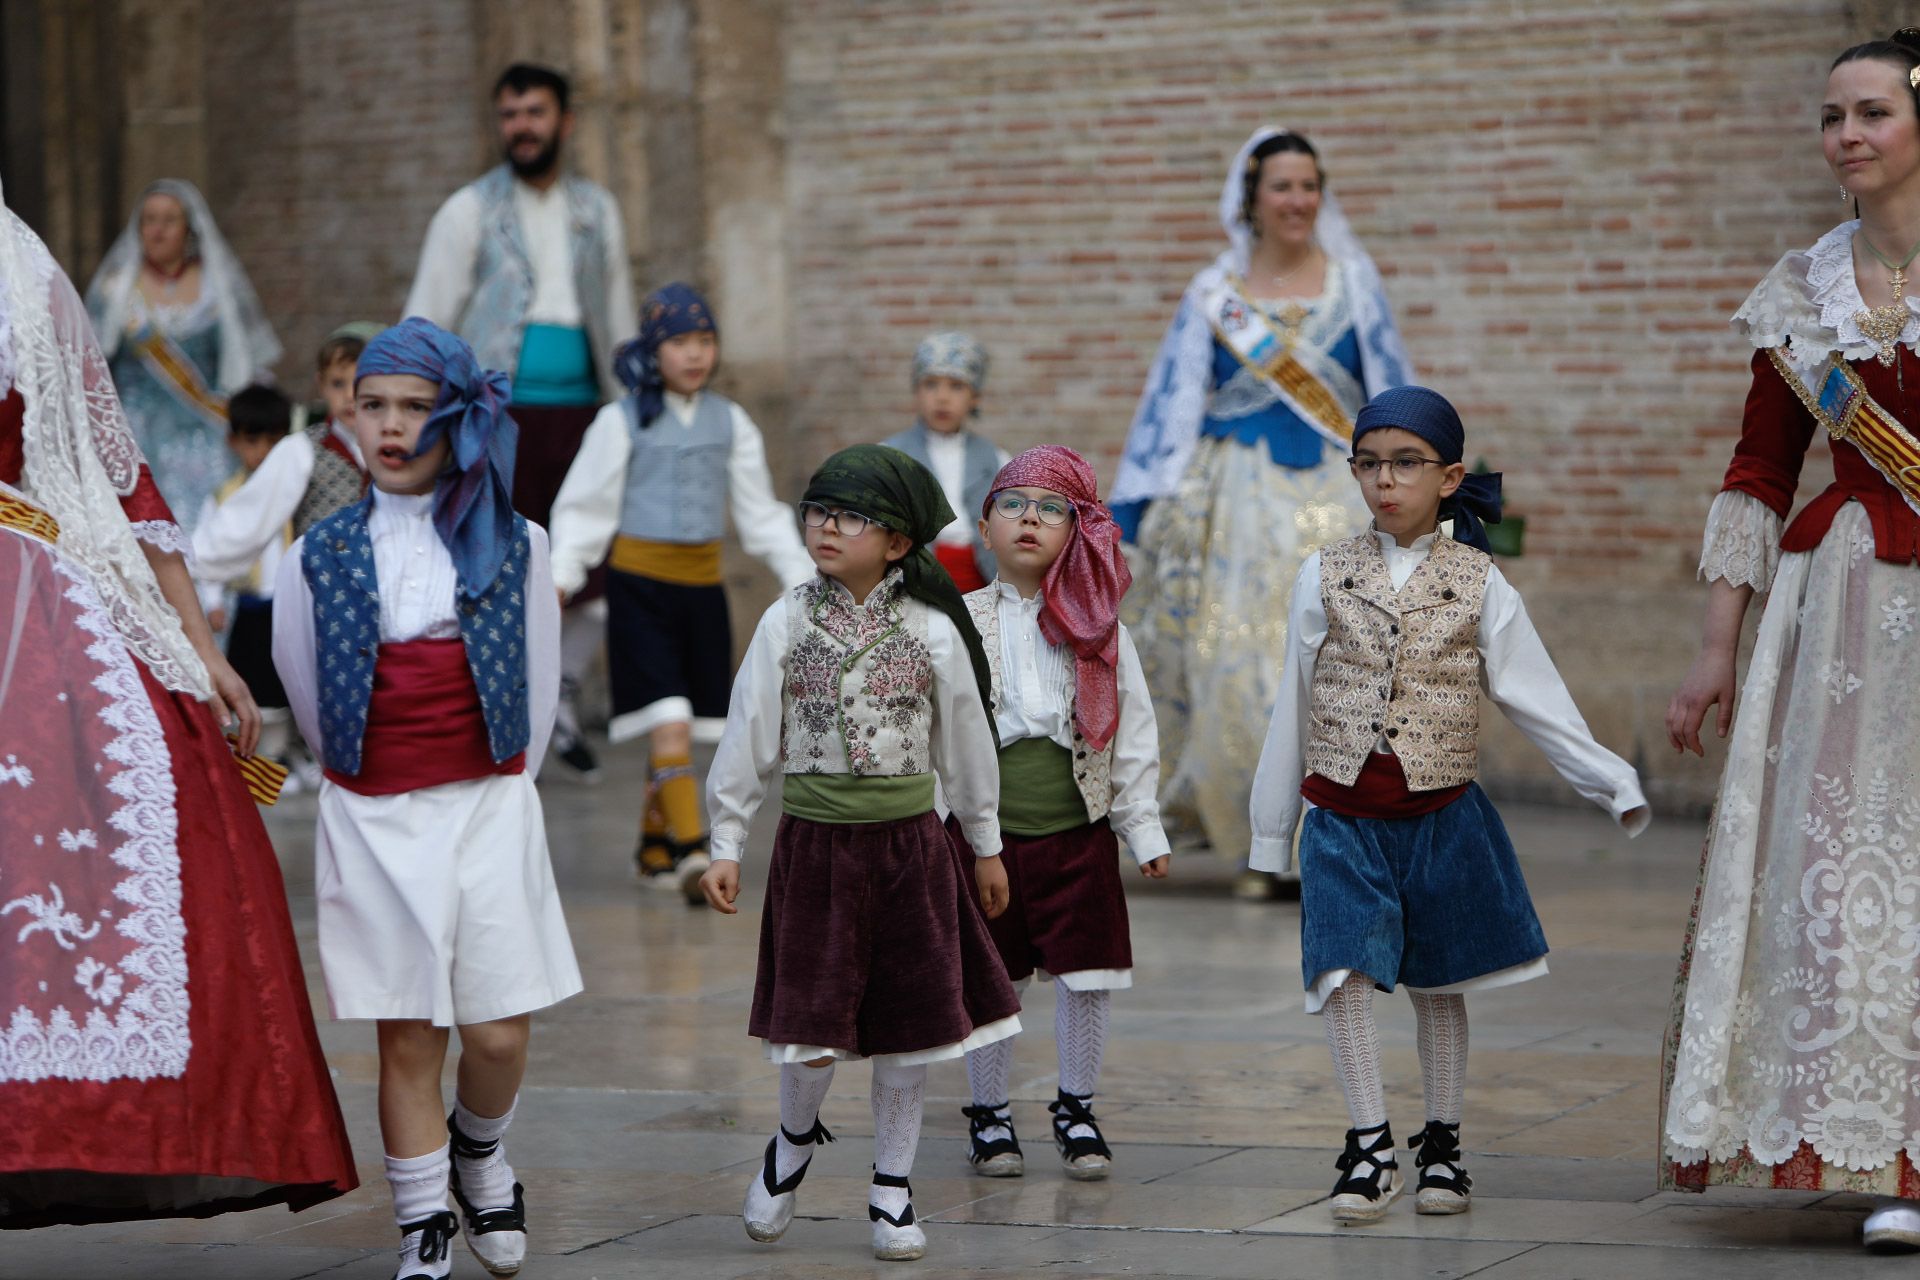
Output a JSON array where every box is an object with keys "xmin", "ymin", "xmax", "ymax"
[
  {"xmin": 194, "ymin": 383, "xmax": 294, "ymax": 761},
  {"xmin": 882, "ymin": 331, "xmax": 1008, "ymax": 594},
  {"xmin": 549, "ymin": 283, "xmax": 813, "ymax": 898},
  {"xmin": 273, "ymin": 319, "xmax": 581, "ymax": 1280},
  {"xmin": 1250, "ymin": 386, "xmax": 1648, "ymax": 1225},
  {"xmin": 950, "ymin": 446, "xmax": 1170, "ymax": 1183},
  {"xmin": 697, "ymin": 445, "xmax": 1021, "ymax": 1263}
]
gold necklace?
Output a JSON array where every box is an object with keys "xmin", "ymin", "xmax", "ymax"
[{"xmin": 1855, "ymin": 231, "xmax": 1920, "ymax": 367}]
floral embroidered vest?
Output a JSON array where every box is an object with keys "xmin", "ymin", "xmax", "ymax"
[
  {"xmin": 964, "ymin": 586, "xmax": 1113, "ymax": 823},
  {"xmin": 302, "ymin": 499, "xmax": 533, "ymax": 777},
  {"xmin": 782, "ymin": 572, "xmax": 934, "ymax": 776},
  {"xmin": 1305, "ymin": 531, "xmax": 1489, "ymax": 792}
]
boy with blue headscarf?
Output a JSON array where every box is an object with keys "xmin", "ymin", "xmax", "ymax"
[
  {"xmin": 1249, "ymin": 385, "xmax": 1648, "ymax": 1227},
  {"xmin": 272, "ymin": 318, "xmax": 582, "ymax": 1280},
  {"xmin": 548, "ymin": 282, "xmax": 813, "ymax": 899}
]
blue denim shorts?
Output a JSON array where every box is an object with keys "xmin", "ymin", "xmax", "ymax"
[{"xmin": 1298, "ymin": 784, "xmax": 1547, "ymax": 992}]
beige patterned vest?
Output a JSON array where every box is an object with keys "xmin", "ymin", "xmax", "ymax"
[
  {"xmin": 965, "ymin": 586, "xmax": 1114, "ymax": 823},
  {"xmin": 781, "ymin": 573, "xmax": 935, "ymax": 776},
  {"xmin": 1304, "ymin": 532, "xmax": 1490, "ymax": 791}
]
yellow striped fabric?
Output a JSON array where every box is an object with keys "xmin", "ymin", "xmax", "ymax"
[{"xmin": 226, "ymin": 737, "xmax": 290, "ymax": 805}]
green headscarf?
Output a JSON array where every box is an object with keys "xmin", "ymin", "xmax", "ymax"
[{"xmin": 803, "ymin": 444, "xmax": 996, "ymax": 741}]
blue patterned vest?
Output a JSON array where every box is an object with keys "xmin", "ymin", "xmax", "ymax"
[
  {"xmin": 618, "ymin": 391, "xmax": 735, "ymax": 543},
  {"xmin": 301, "ymin": 499, "xmax": 533, "ymax": 777},
  {"xmin": 457, "ymin": 166, "xmax": 619, "ymax": 401}
]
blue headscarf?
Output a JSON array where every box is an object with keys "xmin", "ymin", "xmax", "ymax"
[
  {"xmin": 356, "ymin": 318, "xmax": 518, "ymax": 594},
  {"xmin": 1352, "ymin": 385, "xmax": 1504, "ymax": 554},
  {"xmin": 613, "ymin": 282, "xmax": 717, "ymax": 429}
]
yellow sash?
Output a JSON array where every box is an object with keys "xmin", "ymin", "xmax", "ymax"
[
  {"xmin": 130, "ymin": 326, "xmax": 228, "ymax": 428},
  {"xmin": 1767, "ymin": 347, "xmax": 1920, "ymax": 515},
  {"xmin": 0, "ymin": 492, "xmax": 59, "ymax": 545},
  {"xmin": 609, "ymin": 536, "xmax": 724, "ymax": 586},
  {"xmin": 1204, "ymin": 276, "xmax": 1354, "ymax": 449}
]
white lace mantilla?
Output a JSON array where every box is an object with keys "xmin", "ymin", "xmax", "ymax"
[
  {"xmin": 0, "ymin": 559, "xmax": 189, "ymax": 1083},
  {"xmin": 1733, "ymin": 221, "xmax": 1920, "ymax": 379},
  {"xmin": 1698, "ymin": 490, "xmax": 1784, "ymax": 594},
  {"xmin": 1666, "ymin": 503, "xmax": 1920, "ymax": 1172}
]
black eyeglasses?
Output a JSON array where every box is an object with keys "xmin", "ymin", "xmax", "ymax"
[
  {"xmin": 1348, "ymin": 456, "xmax": 1448, "ymax": 480},
  {"xmin": 798, "ymin": 502, "xmax": 889, "ymax": 537}
]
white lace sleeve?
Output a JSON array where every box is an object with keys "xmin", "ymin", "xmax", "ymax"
[
  {"xmin": 1697, "ymin": 490, "xmax": 1783, "ymax": 593},
  {"xmin": 129, "ymin": 519, "xmax": 192, "ymax": 560}
]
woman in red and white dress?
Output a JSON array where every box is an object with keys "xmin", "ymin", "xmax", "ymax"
[{"xmin": 0, "ymin": 187, "xmax": 356, "ymax": 1227}]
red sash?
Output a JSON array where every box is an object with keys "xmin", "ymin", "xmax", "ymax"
[
  {"xmin": 1302, "ymin": 750, "xmax": 1467, "ymax": 821},
  {"xmin": 325, "ymin": 638, "xmax": 524, "ymax": 796},
  {"xmin": 935, "ymin": 542, "xmax": 989, "ymax": 594}
]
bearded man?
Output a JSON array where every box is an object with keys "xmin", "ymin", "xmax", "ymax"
[{"xmin": 406, "ymin": 62, "xmax": 637, "ymax": 780}]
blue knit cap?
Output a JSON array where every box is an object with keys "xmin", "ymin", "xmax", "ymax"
[{"xmin": 1352, "ymin": 385, "xmax": 1503, "ymax": 553}]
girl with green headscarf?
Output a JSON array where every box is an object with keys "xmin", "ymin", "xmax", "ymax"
[{"xmin": 695, "ymin": 444, "xmax": 1021, "ymax": 1263}]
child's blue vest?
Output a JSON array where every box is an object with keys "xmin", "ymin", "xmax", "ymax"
[{"xmin": 301, "ymin": 498, "xmax": 532, "ymax": 777}]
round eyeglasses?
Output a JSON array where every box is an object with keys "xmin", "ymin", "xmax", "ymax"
[
  {"xmin": 798, "ymin": 501, "xmax": 888, "ymax": 537},
  {"xmin": 989, "ymin": 493, "xmax": 1075, "ymax": 527},
  {"xmin": 1348, "ymin": 456, "xmax": 1449, "ymax": 480}
]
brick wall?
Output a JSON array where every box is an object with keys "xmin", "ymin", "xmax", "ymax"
[{"xmin": 783, "ymin": 0, "xmax": 1864, "ymax": 811}]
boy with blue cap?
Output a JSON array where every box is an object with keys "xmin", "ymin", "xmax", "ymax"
[
  {"xmin": 273, "ymin": 318, "xmax": 582, "ymax": 1280},
  {"xmin": 1250, "ymin": 385, "xmax": 1649, "ymax": 1226}
]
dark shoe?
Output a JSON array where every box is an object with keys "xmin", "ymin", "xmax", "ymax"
[
  {"xmin": 1410, "ymin": 1120, "xmax": 1471, "ymax": 1215},
  {"xmin": 1047, "ymin": 1090, "xmax": 1112, "ymax": 1181},
  {"xmin": 1330, "ymin": 1122, "xmax": 1402, "ymax": 1224},
  {"xmin": 551, "ymin": 731, "xmax": 602, "ymax": 782},
  {"xmin": 961, "ymin": 1102, "xmax": 1024, "ymax": 1177}
]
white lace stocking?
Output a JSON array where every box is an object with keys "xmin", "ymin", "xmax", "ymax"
[
  {"xmin": 1056, "ymin": 988, "xmax": 1110, "ymax": 1099},
  {"xmin": 1410, "ymin": 992, "xmax": 1468, "ymax": 1125},
  {"xmin": 965, "ymin": 1038, "xmax": 1016, "ymax": 1148},
  {"xmin": 1322, "ymin": 973, "xmax": 1388, "ymax": 1130},
  {"xmin": 774, "ymin": 1060, "xmax": 835, "ymax": 1182},
  {"xmin": 870, "ymin": 1060, "xmax": 926, "ymax": 1219}
]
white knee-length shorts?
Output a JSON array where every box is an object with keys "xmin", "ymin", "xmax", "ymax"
[{"xmin": 315, "ymin": 772, "xmax": 583, "ymax": 1026}]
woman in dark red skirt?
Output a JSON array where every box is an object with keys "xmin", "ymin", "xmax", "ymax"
[
  {"xmin": 698, "ymin": 445, "xmax": 1019, "ymax": 1263},
  {"xmin": 951, "ymin": 447, "xmax": 1171, "ymax": 1184},
  {"xmin": 0, "ymin": 191, "xmax": 355, "ymax": 1228}
]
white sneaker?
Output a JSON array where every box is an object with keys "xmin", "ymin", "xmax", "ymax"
[
  {"xmin": 1864, "ymin": 1201, "xmax": 1920, "ymax": 1252},
  {"xmin": 393, "ymin": 1210, "xmax": 459, "ymax": 1280},
  {"xmin": 869, "ymin": 1174, "xmax": 926, "ymax": 1262},
  {"xmin": 743, "ymin": 1123, "xmax": 832, "ymax": 1244}
]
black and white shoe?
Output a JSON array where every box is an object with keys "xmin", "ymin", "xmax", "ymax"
[
  {"xmin": 1329, "ymin": 1122, "xmax": 1402, "ymax": 1224},
  {"xmin": 1410, "ymin": 1120, "xmax": 1472, "ymax": 1215},
  {"xmin": 393, "ymin": 1209, "xmax": 459, "ymax": 1280},
  {"xmin": 447, "ymin": 1112, "xmax": 527, "ymax": 1275},
  {"xmin": 743, "ymin": 1119, "xmax": 833, "ymax": 1243},
  {"xmin": 868, "ymin": 1170, "xmax": 927, "ymax": 1261},
  {"xmin": 1048, "ymin": 1090, "xmax": 1112, "ymax": 1181},
  {"xmin": 961, "ymin": 1102, "xmax": 1024, "ymax": 1177}
]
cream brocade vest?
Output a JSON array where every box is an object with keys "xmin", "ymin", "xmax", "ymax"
[
  {"xmin": 1304, "ymin": 532, "xmax": 1490, "ymax": 792},
  {"xmin": 781, "ymin": 574, "xmax": 935, "ymax": 776},
  {"xmin": 964, "ymin": 587, "xmax": 1115, "ymax": 823}
]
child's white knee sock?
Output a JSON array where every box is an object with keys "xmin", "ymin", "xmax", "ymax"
[
  {"xmin": 450, "ymin": 1094, "xmax": 518, "ymax": 1211},
  {"xmin": 386, "ymin": 1143, "xmax": 452, "ymax": 1227},
  {"xmin": 1055, "ymin": 987, "xmax": 1110, "ymax": 1099},
  {"xmin": 1322, "ymin": 974, "xmax": 1388, "ymax": 1130},
  {"xmin": 1410, "ymin": 991, "xmax": 1468, "ymax": 1124},
  {"xmin": 775, "ymin": 1060, "xmax": 837, "ymax": 1182},
  {"xmin": 870, "ymin": 1060, "xmax": 927, "ymax": 1220}
]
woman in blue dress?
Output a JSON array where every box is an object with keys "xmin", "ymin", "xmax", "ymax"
[
  {"xmin": 84, "ymin": 179, "xmax": 281, "ymax": 535},
  {"xmin": 1110, "ymin": 127, "xmax": 1411, "ymax": 897}
]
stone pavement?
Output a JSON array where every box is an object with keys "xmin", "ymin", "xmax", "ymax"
[{"xmin": 12, "ymin": 742, "xmax": 1911, "ymax": 1278}]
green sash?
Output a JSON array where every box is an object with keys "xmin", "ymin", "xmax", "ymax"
[
  {"xmin": 781, "ymin": 772, "xmax": 936, "ymax": 824},
  {"xmin": 997, "ymin": 737, "xmax": 1086, "ymax": 837}
]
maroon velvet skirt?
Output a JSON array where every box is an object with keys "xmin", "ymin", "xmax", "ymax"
[
  {"xmin": 948, "ymin": 817, "xmax": 1133, "ymax": 983},
  {"xmin": 749, "ymin": 812, "xmax": 1021, "ymax": 1057}
]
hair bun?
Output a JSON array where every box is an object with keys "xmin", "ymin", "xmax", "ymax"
[{"xmin": 1894, "ymin": 27, "xmax": 1920, "ymax": 55}]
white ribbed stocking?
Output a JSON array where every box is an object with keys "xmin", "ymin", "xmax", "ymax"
[
  {"xmin": 1322, "ymin": 973, "xmax": 1388, "ymax": 1130},
  {"xmin": 1410, "ymin": 991, "xmax": 1468, "ymax": 1124}
]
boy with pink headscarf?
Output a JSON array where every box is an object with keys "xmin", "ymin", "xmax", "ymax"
[{"xmin": 948, "ymin": 445, "xmax": 1171, "ymax": 1181}]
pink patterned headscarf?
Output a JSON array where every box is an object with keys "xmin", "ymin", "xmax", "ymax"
[{"xmin": 986, "ymin": 446, "xmax": 1132, "ymax": 751}]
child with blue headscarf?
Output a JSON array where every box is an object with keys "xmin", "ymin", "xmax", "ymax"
[
  {"xmin": 548, "ymin": 282, "xmax": 813, "ymax": 899},
  {"xmin": 272, "ymin": 317, "xmax": 581, "ymax": 1280},
  {"xmin": 1248, "ymin": 385, "xmax": 1649, "ymax": 1227}
]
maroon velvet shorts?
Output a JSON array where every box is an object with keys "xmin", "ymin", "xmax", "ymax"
[
  {"xmin": 749, "ymin": 811, "xmax": 1021, "ymax": 1057},
  {"xmin": 947, "ymin": 816, "xmax": 1133, "ymax": 983}
]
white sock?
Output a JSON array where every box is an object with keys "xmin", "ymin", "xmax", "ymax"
[
  {"xmin": 965, "ymin": 1039, "xmax": 1016, "ymax": 1144},
  {"xmin": 870, "ymin": 1060, "xmax": 926, "ymax": 1221},
  {"xmin": 1322, "ymin": 974, "xmax": 1388, "ymax": 1131},
  {"xmin": 451, "ymin": 1094, "xmax": 518, "ymax": 1212},
  {"xmin": 1410, "ymin": 992, "xmax": 1468, "ymax": 1125},
  {"xmin": 385, "ymin": 1144, "xmax": 452, "ymax": 1228},
  {"xmin": 1056, "ymin": 988, "xmax": 1110, "ymax": 1099},
  {"xmin": 775, "ymin": 1060, "xmax": 836, "ymax": 1183}
]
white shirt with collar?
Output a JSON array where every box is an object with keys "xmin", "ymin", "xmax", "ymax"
[
  {"xmin": 190, "ymin": 421, "xmax": 364, "ymax": 592},
  {"xmin": 990, "ymin": 580, "xmax": 1170, "ymax": 865},
  {"xmin": 545, "ymin": 389, "xmax": 816, "ymax": 595},
  {"xmin": 925, "ymin": 429, "xmax": 1010, "ymax": 548}
]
